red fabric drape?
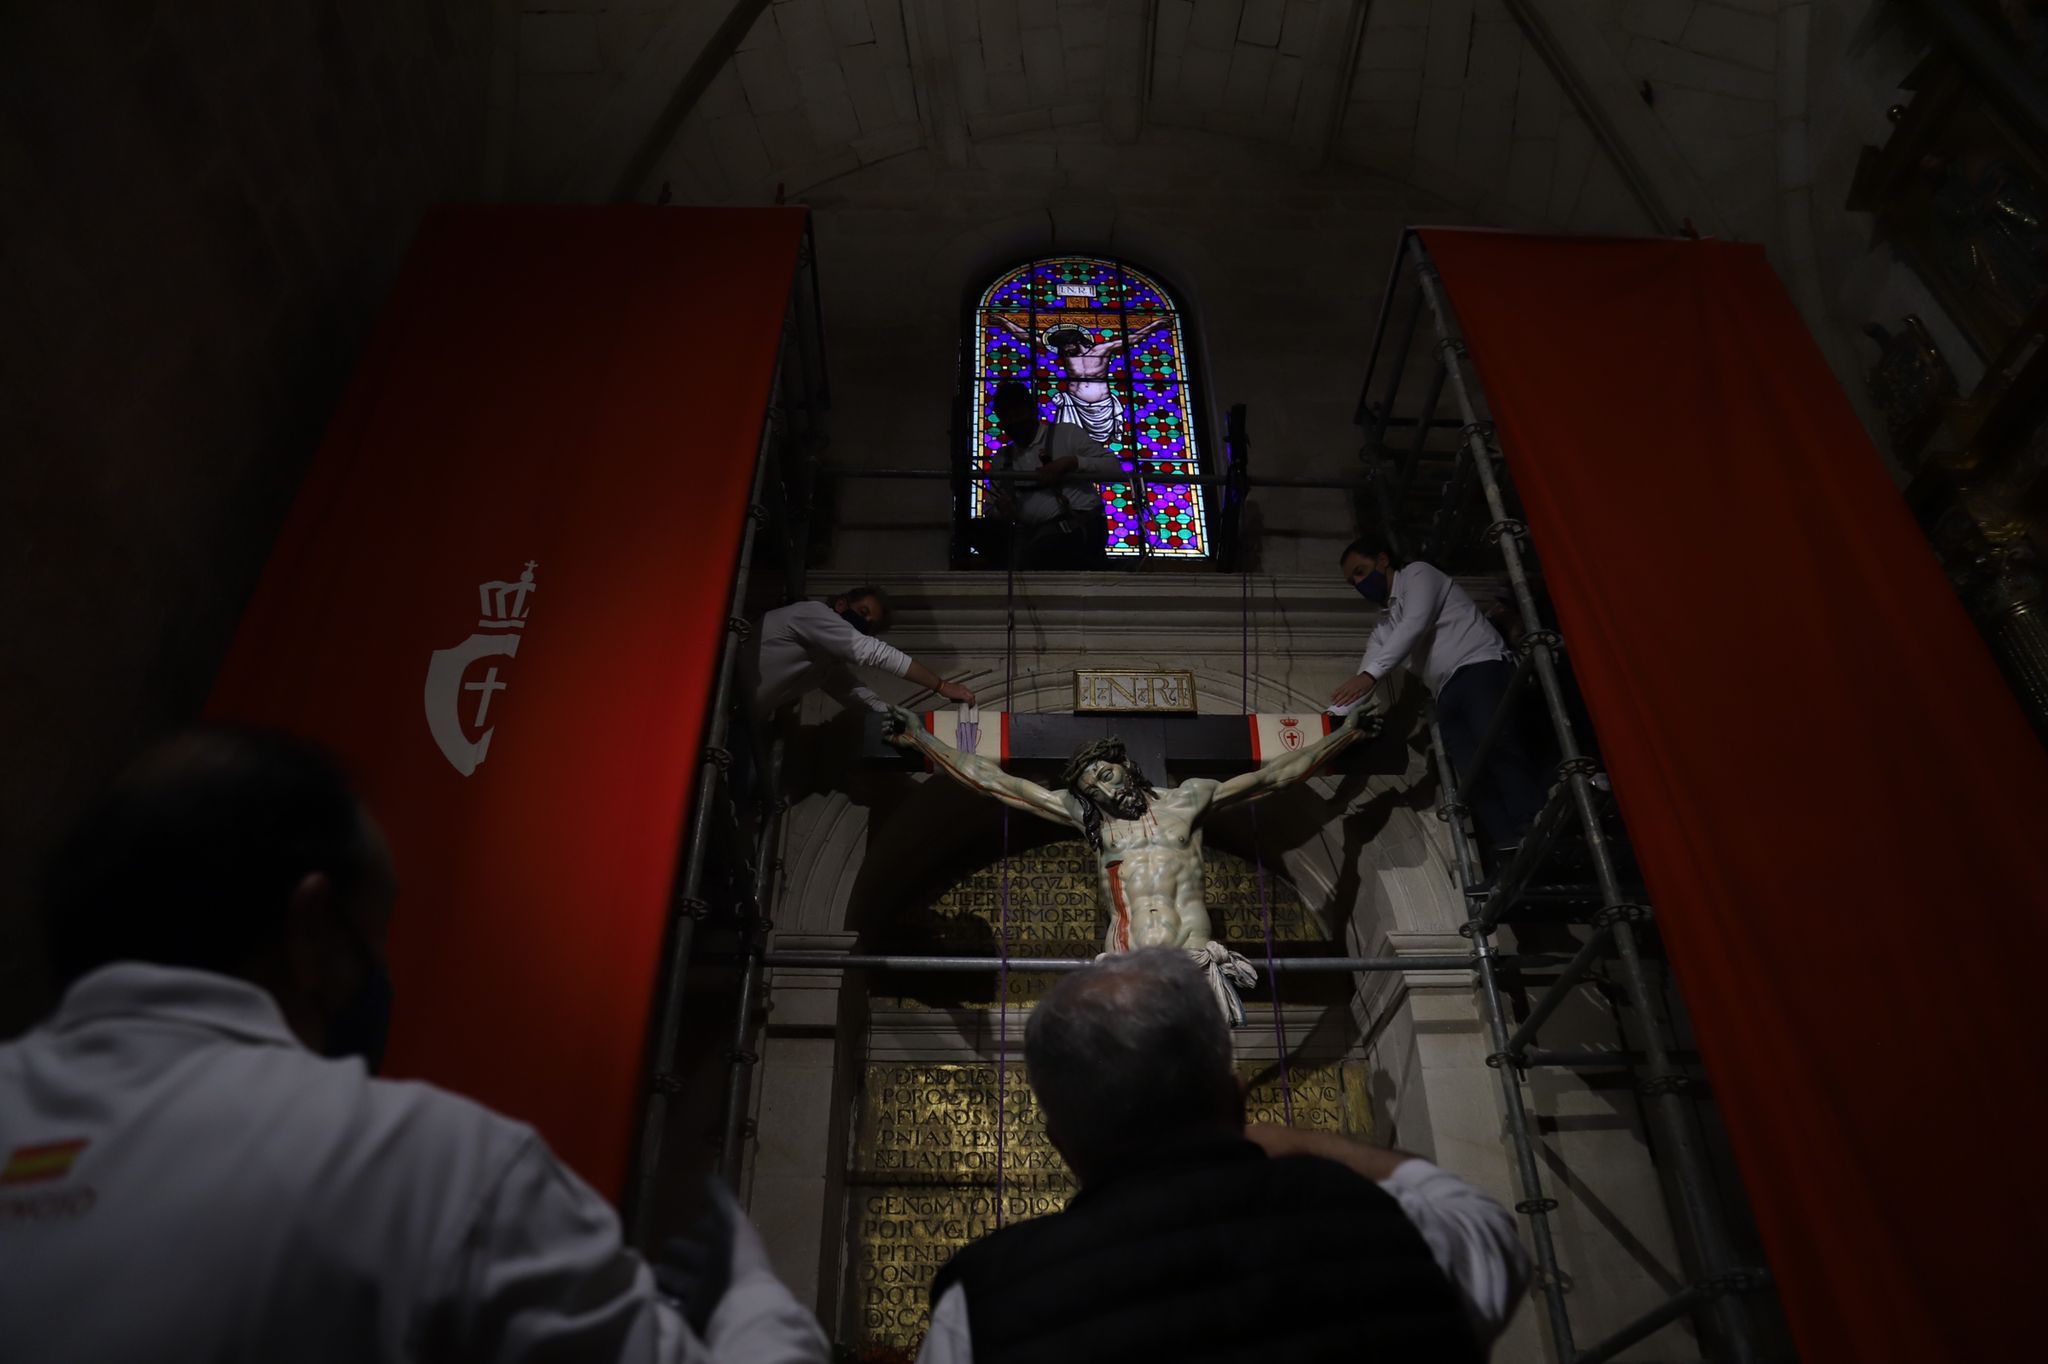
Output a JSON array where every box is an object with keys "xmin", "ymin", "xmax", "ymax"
[
  {"xmin": 209, "ymin": 206, "xmax": 807, "ymax": 1199},
  {"xmin": 1419, "ymin": 229, "xmax": 2048, "ymax": 1363}
]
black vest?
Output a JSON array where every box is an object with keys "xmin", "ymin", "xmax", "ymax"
[{"xmin": 930, "ymin": 1139, "xmax": 1482, "ymax": 1364}]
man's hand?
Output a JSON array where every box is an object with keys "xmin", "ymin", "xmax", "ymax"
[
  {"xmin": 1339, "ymin": 704, "xmax": 1370, "ymax": 732},
  {"xmin": 937, "ymin": 680, "xmax": 977, "ymax": 705},
  {"xmin": 1330, "ymin": 671, "xmax": 1378, "ymax": 708},
  {"xmin": 654, "ymin": 1176, "xmax": 735, "ymax": 1339},
  {"xmin": 881, "ymin": 704, "xmax": 922, "ymax": 749},
  {"xmin": 1247, "ymin": 1122, "xmax": 1415, "ymax": 1182},
  {"xmin": 1245, "ymin": 1121, "xmax": 1314, "ymax": 1159}
]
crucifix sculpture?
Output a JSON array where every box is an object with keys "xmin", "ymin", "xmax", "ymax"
[{"xmin": 881, "ymin": 704, "xmax": 1379, "ymax": 1024}]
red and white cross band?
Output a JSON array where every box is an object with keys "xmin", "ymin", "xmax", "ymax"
[{"xmin": 1246, "ymin": 712, "xmax": 1332, "ymax": 763}]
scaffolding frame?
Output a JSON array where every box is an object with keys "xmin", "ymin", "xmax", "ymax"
[
  {"xmin": 632, "ymin": 218, "xmax": 826, "ymax": 1239},
  {"xmin": 644, "ymin": 223, "xmax": 1778, "ymax": 1362},
  {"xmin": 1370, "ymin": 229, "xmax": 1774, "ymax": 1362}
]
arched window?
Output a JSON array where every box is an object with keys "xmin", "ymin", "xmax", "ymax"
[{"xmin": 967, "ymin": 256, "xmax": 1210, "ymax": 558}]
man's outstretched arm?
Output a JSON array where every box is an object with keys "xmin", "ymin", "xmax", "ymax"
[
  {"xmin": 1208, "ymin": 706, "xmax": 1379, "ymax": 809},
  {"xmin": 882, "ymin": 705, "xmax": 1077, "ymax": 827}
]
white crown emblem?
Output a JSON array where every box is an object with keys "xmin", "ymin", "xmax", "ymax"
[
  {"xmin": 478, "ymin": 562, "xmax": 538, "ymax": 630},
  {"xmin": 425, "ymin": 561, "xmax": 540, "ymax": 777}
]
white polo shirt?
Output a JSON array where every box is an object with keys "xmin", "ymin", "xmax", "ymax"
[
  {"xmin": 1006, "ymin": 420, "xmax": 1120, "ymax": 527},
  {"xmin": 0, "ymin": 963, "xmax": 829, "ymax": 1364},
  {"xmin": 745, "ymin": 600, "xmax": 914, "ymax": 716},
  {"xmin": 1353, "ymin": 561, "xmax": 1513, "ymax": 698}
]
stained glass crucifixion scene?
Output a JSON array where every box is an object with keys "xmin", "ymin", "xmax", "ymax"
[{"xmin": 969, "ymin": 255, "xmax": 1209, "ymax": 558}]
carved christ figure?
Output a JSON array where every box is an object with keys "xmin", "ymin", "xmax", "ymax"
[
  {"xmin": 991, "ymin": 316, "xmax": 1170, "ymax": 446},
  {"xmin": 883, "ymin": 705, "xmax": 1375, "ymax": 1024}
]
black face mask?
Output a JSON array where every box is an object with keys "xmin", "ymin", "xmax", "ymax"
[
  {"xmin": 326, "ymin": 926, "xmax": 394, "ymax": 1074},
  {"xmin": 1354, "ymin": 570, "xmax": 1390, "ymax": 605},
  {"xmin": 839, "ymin": 607, "xmax": 875, "ymax": 636}
]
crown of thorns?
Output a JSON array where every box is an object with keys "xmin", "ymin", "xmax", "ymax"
[{"xmin": 1061, "ymin": 738, "xmax": 1152, "ymax": 792}]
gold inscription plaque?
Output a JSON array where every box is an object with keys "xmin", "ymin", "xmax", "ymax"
[
  {"xmin": 1072, "ymin": 668, "xmax": 1199, "ymax": 713},
  {"xmin": 848, "ymin": 1058, "xmax": 1373, "ymax": 1349}
]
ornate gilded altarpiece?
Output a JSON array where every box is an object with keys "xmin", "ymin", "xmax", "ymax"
[
  {"xmin": 847, "ymin": 844, "xmax": 1373, "ymax": 1349},
  {"xmin": 1849, "ymin": 32, "xmax": 2048, "ymax": 739}
]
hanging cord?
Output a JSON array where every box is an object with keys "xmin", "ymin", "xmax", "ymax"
[
  {"xmin": 1241, "ymin": 567, "xmax": 1295, "ymax": 1126},
  {"xmin": 994, "ymin": 542, "xmax": 1018, "ymax": 1229}
]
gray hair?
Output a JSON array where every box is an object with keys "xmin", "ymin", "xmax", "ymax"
[{"xmin": 1024, "ymin": 947, "xmax": 1237, "ymax": 1172}]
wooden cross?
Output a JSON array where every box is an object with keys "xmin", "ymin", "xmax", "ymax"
[{"xmin": 861, "ymin": 708, "xmax": 1400, "ymax": 783}]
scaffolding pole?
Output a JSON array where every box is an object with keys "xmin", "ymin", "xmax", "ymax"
[
  {"xmin": 633, "ymin": 335, "xmax": 786, "ymax": 1240},
  {"xmin": 754, "ymin": 951, "xmax": 1479, "ymax": 973},
  {"xmin": 1413, "ymin": 244, "xmax": 1762, "ymax": 1362},
  {"xmin": 823, "ymin": 466, "xmax": 1378, "ymax": 491},
  {"xmin": 717, "ymin": 735, "xmax": 786, "ymax": 1186},
  {"xmin": 1429, "ymin": 713, "xmax": 1576, "ymax": 1356}
]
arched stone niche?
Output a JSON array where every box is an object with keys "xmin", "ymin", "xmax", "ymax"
[{"xmin": 751, "ymin": 666, "xmax": 1488, "ymax": 1327}]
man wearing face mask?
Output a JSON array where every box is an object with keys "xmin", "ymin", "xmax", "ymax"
[
  {"xmin": 0, "ymin": 728, "xmax": 830, "ymax": 1363},
  {"xmin": 746, "ymin": 585, "xmax": 974, "ymax": 717},
  {"xmin": 1333, "ymin": 537, "xmax": 1548, "ymax": 857}
]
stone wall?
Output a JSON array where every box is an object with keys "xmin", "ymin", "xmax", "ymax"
[{"xmin": 0, "ymin": 1, "xmax": 498, "ymax": 1031}]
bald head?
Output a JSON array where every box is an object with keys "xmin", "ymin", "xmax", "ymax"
[{"xmin": 1024, "ymin": 948, "xmax": 1241, "ymax": 1181}]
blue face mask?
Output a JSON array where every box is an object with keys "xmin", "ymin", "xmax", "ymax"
[
  {"xmin": 1354, "ymin": 570, "xmax": 1390, "ymax": 605},
  {"xmin": 839, "ymin": 607, "xmax": 875, "ymax": 636},
  {"xmin": 326, "ymin": 945, "xmax": 394, "ymax": 1074}
]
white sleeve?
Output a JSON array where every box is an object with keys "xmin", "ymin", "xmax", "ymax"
[
  {"xmin": 1060, "ymin": 424, "xmax": 1121, "ymax": 477},
  {"xmin": 788, "ymin": 602, "xmax": 913, "ymax": 679},
  {"xmin": 818, "ymin": 667, "xmax": 888, "ymax": 715},
  {"xmin": 1360, "ymin": 564, "xmax": 1451, "ymax": 682},
  {"xmin": 703, "ymin": 1184, "xmax": 834, "ymax": 1364},
  {"xmin": 446, "ymin": 1134, "xmax": 699, "ymax": 1362},
  {"xmin": 1377, "ymin": 1159, "xmax": 1531, "ymax": 1348},
  {"xmin": 449, "ymin": 1139, "xmax": 828, "ymax": 1364},
  {"xmin": 916, "ymin": 1284, "xmax": 975, "ymax": 1364}
]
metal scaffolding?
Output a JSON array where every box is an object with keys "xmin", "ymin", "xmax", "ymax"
[
  {"xmin": 644, "ymin": 223, "xmax": 1777, "ymax": 1361},
  {"xmin": 1369, "ymin": 228, "xmax": 1774, "ymax": 1362},
  {"xmin": 632, "ymin": 219, "xmax": 826, "ymax": 1239}
]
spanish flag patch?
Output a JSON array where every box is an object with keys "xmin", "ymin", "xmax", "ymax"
[{"xmin": 1, "ymin": 1139, "xmax": 89, "ymax": 1186}]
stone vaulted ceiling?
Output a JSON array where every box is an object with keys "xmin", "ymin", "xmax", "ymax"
[{"xmin": 501, "ymin": 1, "xmax": 1788, "ymax": 241}]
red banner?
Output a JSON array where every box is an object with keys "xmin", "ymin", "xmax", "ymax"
[
  {"xmin": 1420, "ymin": 229, "xmax": 2048, "ymax": 1364},
  {"xmin": 209, "ymin": 206, "xmax": 807, "ymax": 1199}
]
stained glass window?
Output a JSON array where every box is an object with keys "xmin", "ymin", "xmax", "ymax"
[{"xmin": 968, "ymin": 256, "xmax": 1210, "ymax": 558}]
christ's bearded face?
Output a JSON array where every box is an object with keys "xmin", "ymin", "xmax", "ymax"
[{"xmin": 1076, "ymin": 759, "xmax": 1148, "ymax": 820}]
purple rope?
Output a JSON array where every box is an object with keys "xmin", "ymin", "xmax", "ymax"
[
  {"xmin": 1241, "ymin": 566, "xmax": 1295, "ymax": 1125},
  {"xmin": 994, "ymin": 555, "xmax": 1017, "ymax": 1229}
]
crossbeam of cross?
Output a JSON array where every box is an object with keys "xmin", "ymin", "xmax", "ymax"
[{"xmin": 860, "ymin": 708, "xmax": 1400, "ymax": 784}]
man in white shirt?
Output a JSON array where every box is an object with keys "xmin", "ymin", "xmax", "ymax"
[
  {"xmin": 916, "ymin": 949, "xmax": 1529, "ymax": 1364},
  {"xmin": 0, "ymin": 728, "xmax": 830, "ymax": 1364},
  {"xmin": 989, "ymin": 381, "xmax": 1121, "ymax": 570},
  {"xmin": 1331, "ymin": 538, "xmax": 1548, "ymax": 856},
  {"xmin": 747, "ymin": 586, "xmax": 973, "ymax": 717}
]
